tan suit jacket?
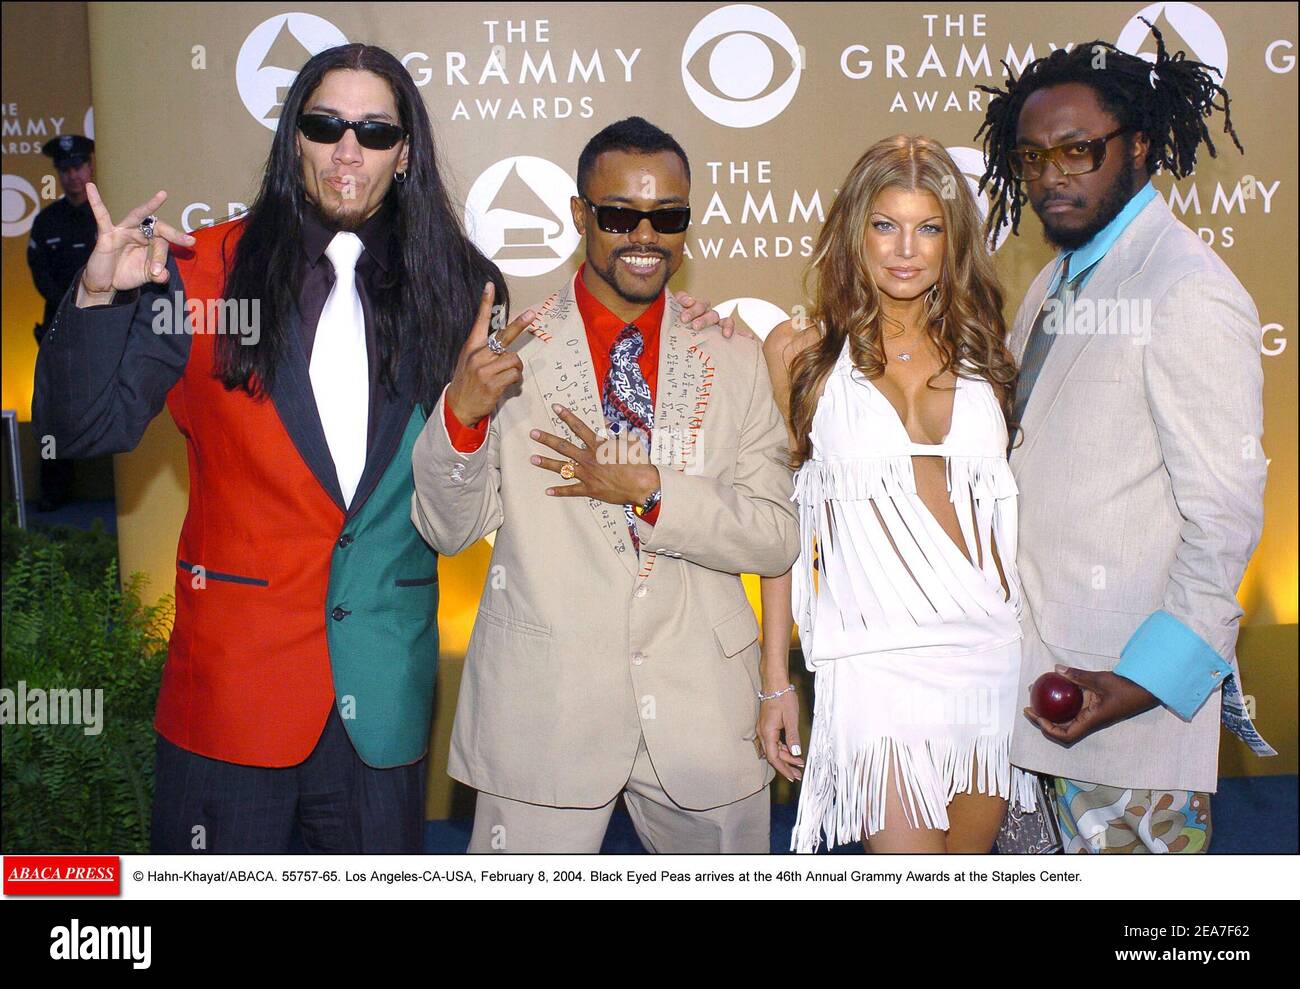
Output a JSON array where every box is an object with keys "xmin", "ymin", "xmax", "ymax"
[
  {"xmin": 1008, "ymin": 192, "xmax": 1268, "ymax": 792},
  {"xmin": 412, "ymin": 276, "xmax": 797, "ymax": 809}
]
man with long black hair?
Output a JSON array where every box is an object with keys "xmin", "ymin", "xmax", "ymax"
[
  {"xmin": 977, "ymin": 23, "xmax": 1272, "ymax": 853},
  {"xmin": 31, "ymin": 45, "xmax": 731, "ymax": 854}
]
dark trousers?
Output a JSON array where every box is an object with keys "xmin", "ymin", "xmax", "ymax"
[
  {"xmin": 151, "ymin": 705, "xmax": 426, "ymax": 854},
  {"xmin": 38, "ymin": 457, "xmax": 73, "ymax": 510}
]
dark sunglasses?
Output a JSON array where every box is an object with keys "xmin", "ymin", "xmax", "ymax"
[
  {"xmin": 580, "ymin": 196, "xmax": 691, "ymax": 235},
  {"xmin": 1008, "ymin": 127, "xmax": 1132, "ymax": 180},
  {"xmin": 297, "ymin": 112, "xmax": 406, "ymax": 151}
]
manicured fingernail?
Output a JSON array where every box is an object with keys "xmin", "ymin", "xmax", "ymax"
[
  {"xmin": 483, "ymin": 282, "xmax": 491, "ymax": 295},
  {"xmin": 530, "ymin": 429, "xmax": 540, "ymax": 439},
  {"xmin": 545, "ymin": 488, "xmax": 554, "ymax": 496},
  {"xmin": 551, "ymin": 403, "xmax": 561, "ymax": 414},
  {"xmin": 530, "ymin": 456, "xmax": 540, "ymax": 465},
  {"xmin": 790, "ymin": 745, "xmax": 801, "ymax": 757},
  {"xmin": 1054, "ymin": 664, "xmax": 1067, "ymax": 673},
  {"xmin": 152, "ymin": 263, "xmax": 163, "ymax": 275},
  {"xmin": 520, "ymin": 308, "xmax": 535, "ymax": 322}
]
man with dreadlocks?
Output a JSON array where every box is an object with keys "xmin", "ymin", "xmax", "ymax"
[{"xmin": 975, "ymin": 23, "xmax": 1273, "ymax": 854}]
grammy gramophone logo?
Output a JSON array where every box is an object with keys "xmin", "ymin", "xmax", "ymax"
[
  {"xmin": 236, "ymin": 13, "xmax": 349, "ymax": 130},
  {"xmin": 465, "ymin": 156, "xmax": 581, "ymax": 278},
  {"xmin": 1117, "ymin": 2, "xmax": 1229, "ymax": 82}
]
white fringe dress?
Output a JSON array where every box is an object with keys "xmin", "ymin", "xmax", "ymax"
[{"xmin": 790, "ymin": 341, "xmax": 1036, "ymax": 853}]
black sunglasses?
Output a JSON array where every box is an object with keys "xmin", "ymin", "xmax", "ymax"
[
  {"xmin": 298, "ymin": 112, "xmax": 406, "ymax": 151},
  {"xmin": 580, "ymin": 196, "xmax": 691, "ymax": 235}
]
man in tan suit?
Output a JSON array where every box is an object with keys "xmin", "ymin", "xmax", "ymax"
[
  {"xmin": 411, "ymin": 117, "xmax": 798, "ymax": 853},
  {"xmin": 977, "ymin": 30, "xmax": 1272, "ymax": 852}
]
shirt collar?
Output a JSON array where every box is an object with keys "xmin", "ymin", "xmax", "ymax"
[
  {"xmin": 301, "ymin": 200, "xmax": 393, "ymax": 272},
  {"xmin": 573, "ymin": 262, "xmax": 665, "ymax": 343},
  {"xmin": 1048, "ymin": 180, "xmax": 1156, "ymax": 292}
]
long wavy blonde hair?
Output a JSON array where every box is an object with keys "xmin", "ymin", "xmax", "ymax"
[{"xmin": 788, "ymin": 135, "xmax": 1017, "ymax": 466}]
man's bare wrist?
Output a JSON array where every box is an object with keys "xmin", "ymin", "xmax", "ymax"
[
  {"xmin": 446, "ymin": 391, "xmax": 478, "ymax": 427},
  {"xmin": 75, "ymin": 273, "xmax": 115, "ymax": 308}
]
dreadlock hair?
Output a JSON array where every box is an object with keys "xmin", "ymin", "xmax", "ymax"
[{"xmin": 975, "ymin": 18, "xmax": 1243, "ymax": 238}]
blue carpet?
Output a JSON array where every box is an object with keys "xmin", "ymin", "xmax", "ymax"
[
  {"xmin": 23, "ymin": 497, "xmax": 117, "ymax": 533},
  {"xmin": 425, "ymin": 774, "xmax": 1298, "ymax": 854}
]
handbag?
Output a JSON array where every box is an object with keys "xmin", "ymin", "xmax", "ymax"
[{"xmin": 995, "ymin": 772, "xmax": 1063, "ymax": 854}]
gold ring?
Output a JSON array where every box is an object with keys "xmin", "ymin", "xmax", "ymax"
[{"xmin": 559, "ymin": 461, "xmax": 577, "ymax": 480}]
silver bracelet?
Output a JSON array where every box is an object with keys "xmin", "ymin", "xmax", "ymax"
[{"xmin": 758, "ymin": 683, "xmax": 796, "ymax": 702}]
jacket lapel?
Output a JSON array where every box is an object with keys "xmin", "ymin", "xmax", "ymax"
[
  {"xmin": 1011, "ymin": 194, "xmax": 1171, "ymax": 465},
  {"xmin": 634, "ymin": 294, "xmax": 712, "ymax": 583},
  {"xmin": 266, "ymin": 304, "xmax": 347, "ymax": 511},
  {"xmin": 1010, "ymin": 265, "xmax": 1054, "ymax": 362},
  {"xmin": 526, "ymin": 276, "xmax": 640, "ymax": 578}
]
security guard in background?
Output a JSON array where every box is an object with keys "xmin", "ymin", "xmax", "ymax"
[{"xmin": 27, "ymin": 134, "xmax": 96, "ymax": 510}]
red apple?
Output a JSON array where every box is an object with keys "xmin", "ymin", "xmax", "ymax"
[{"xmin": 1031, "ymin": 672, "xmax": 1083, "ymax": 724}]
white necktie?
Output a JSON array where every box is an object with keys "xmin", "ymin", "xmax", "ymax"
[{"xmin": 310, "ymin": 232, "xmax": 369, "ymax": 508}]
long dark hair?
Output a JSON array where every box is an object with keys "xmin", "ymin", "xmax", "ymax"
[
  {"xmin": 788, "ymin": 136, "xmax": 1015, "ymax": 468},
  {"xmin": 216, "ymin": 43, "xmax": 506, "ymax": 407}
]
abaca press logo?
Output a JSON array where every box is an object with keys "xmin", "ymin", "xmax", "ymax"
[
  {"xmin": 464, "ymin": 156, "xmax": 581, "ymax": 279},
  {"xmin": 237, "ymin": 13, "xmax": 349, "ymax": 129},
  {"xmin": 682, "ymin": 5, "xmax": 802, "ymax": 128}
]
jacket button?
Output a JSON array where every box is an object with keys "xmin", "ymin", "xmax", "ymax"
[
  {"xmin": 338, "ymin": 533, "xmax": 353, "ymax": 548},
  {"xmin": 634, "ymin": 585, "xmax": 648, "ymax": 598},
  {"xmin": 631, "ymin": 651, "xmax": 645, "ymax": 666},
  {"xmin": 331, "ymin": 606, "xmax": 349, "ymax": 621}
]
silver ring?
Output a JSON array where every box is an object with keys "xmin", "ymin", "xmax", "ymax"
[
  {"xmin": 485, "ymin": 332, "xmax": 506, "ymax": 355},
  {"xmin": 139, "ymin": 215, "xmax": 157, "ymax": 240}
]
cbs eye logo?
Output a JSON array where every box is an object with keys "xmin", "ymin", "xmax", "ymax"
[
  {"xmin": 2, "ymin": 174, "xmax": 41, "ymax": 238},
  {"xmin": 681, "ymin": 4, "xmax": 802, "ymax": 128}
]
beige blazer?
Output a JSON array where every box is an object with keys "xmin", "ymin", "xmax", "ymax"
[
  {"xmin": 411, "ymin": 276, "xmax": 798, "ymax": 810},
  {"xmin": 1008, "ymin": 192, "xmax": 1268, "ymax": 793}
]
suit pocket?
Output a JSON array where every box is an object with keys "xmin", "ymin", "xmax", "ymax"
[
  {"xmin": 1038, "ymin": 599, "xmax": 1147, "ymax": 660},
  {"xmin": 466, "ymin": 605, "xmax": 553, "ymax": 758},
  {"xmin": 176, "ymin": 559, "xmax": 268, "ymax": 587},
  {"xmin": 713, "ymin": 606, "xmax": 759, "ymax": 659}
]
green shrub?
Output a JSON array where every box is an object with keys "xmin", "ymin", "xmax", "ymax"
[{"xmin": 2, "ymin": 512, "xmax": 171, "ymax": 853}]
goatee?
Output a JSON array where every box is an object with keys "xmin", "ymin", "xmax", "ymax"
[
  {"xmin": 311, "ymin": 199, "xmax": 367, "ymax": 234},
  {"xmin": 1039, "ymin": 161, "xmax": 1144, "ymax": 252}
]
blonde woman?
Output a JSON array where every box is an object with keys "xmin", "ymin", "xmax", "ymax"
[{"xmin": 759, "ymin": 136, "xmax": 1035, "ymax": 853}]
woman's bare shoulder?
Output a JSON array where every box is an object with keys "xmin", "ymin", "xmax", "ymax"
[{"xmin": 763, "ymin": 317, "xmax": 824, "ymax": 369}]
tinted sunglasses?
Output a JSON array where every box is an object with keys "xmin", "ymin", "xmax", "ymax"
[
  {"xmin": 580, "ymin": 196, "xmax": 691, "ymax": 235},
  {"xmin": 298, "ymin": 112, "xmax": 406, "ymax": 151},
  {"xmin": 1008, "ymin": 127, "xmax": 1132, "ymax": 180}
]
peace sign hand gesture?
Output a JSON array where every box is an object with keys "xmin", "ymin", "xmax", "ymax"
[
  {"xmin": 76, "ymin": 183, "xmax": 196, "ymax": 308},
  {"xmin": 445, "ymin": 281, "xmax": 537, "ymax": 426}
]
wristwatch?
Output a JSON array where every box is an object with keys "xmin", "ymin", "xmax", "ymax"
[{"xmin": 633, "ymin": 487, "xmax": 662, "ymax": 517}]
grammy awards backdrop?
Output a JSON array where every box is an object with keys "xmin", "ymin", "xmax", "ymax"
[{"xmin": 2, "ymin": 3, "xmax": 1295, "ymax": 815}]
